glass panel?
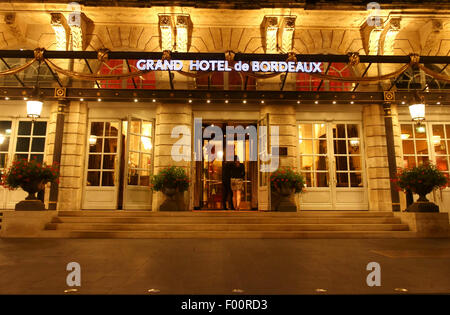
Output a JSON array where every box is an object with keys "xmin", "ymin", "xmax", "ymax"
[
  {"xmin": 90, "ymin": 122, "xmax": 104, "ymax": 136},
  {"xmin": 300, "ymin": 156, "xmax": 313, "ymax": 171},
  {"xmin": 303, "ymin": 172, "xmax": 312, "ymax": 187},
  {"xmin": 140, "ymin": 153, "xmax": 152, "ymax": 168},
  {"xmin": 432, "ymin": 125, "xmax": 445, "ymax": 138},
  {"xmin": 316, "ymin": 172, "xmax": 329, "ymax": 187},
  {"xmin": 34, "ymin": 154, "xmax": 44, "ymax": 163},
  {"xmin": 104, "ymin": 138, "xmax": 117, "ymax": 153},
  {"xmin": 434, "ymin": 141, "xmax": 447, "ymax": 155},
  {"xmin": 446, "ymin": 125, "xmax": 450, "ymax": 138},
  {"xmin": 129, "ymin": 119, "xmax": 140, "ymax": 134},
  {"xmin": 18, "ymin": 121, "xmax": 32, "ymax": 135},
  {"xmin": 402, "ymin": 140, "xmax": 415, "ymax": 154},
  {"xmin": 105, "ymin": 122, "xmax": 119, "ymax": 137},
  {"xmin": 139, "ymin": 173, "xmax": 150, "ymax": 186},
  {"xmin": 336, "ymin": 172, "xmax": 349, "ymax": 187},
  {"xmin": 15, "ymin": 153, "xmax": 28, "ymax": 161},
  {"xmin": 31, "ymin": 138, "xmax": 45, "ymax": 152},
  {"xmin": 415, "ymin": 140, "xmax": 428, "ymax": 154},
  {"xmin": 87, "ymin": 171, "xmax": 100, "ymax": 186},
  {"xmin": 88, "ymin": 155, "xmax": 102, "ymax": 169},
  {"xmin": 299, "ymin": 140, "xmax": 313, "ymax": 154},
  {"xmin": 403, "ymin": 156, "xmax": 415, "ymax": 168},
  {"xmin": 129, "ymin": 135, "xmax": 140, "ymax": 151},
  {"xmin": 334, "ymin": 140, "xmax": 347, "ymax": 154},
  {"xmin": 417, "ymin": 156, "xmax": 429, "ymax": 166},
  {"xmin": 298, "ymin": 124, "xmax": 312, "ymax": 139},
  {"xmin": 89, "ymin": 138, "xmax": 103, "ymax": 153},
  {"xmin": 414, "ymin": 125, "xmax": 427, "ymax": 138},
  {"xmin": 401, "ymin": 124, "xmax": 413, "ymax": 135},
  {"xmin": 316, "ymin": 140, "xmax": 327, "ymax": 154},
  {"xmin": 336, "ymin": 156, "xmax": 348, "ymax": 171},
  {"xmin": 142, "ymin": 121, "xmax": 152, "ymax": 137},
  {"xmin": 16, "ymin": 137, "xmax": 30, "ymax": 152},
  {"xmin": 436, "ymin": 156, "xmax": 448, "ymax": 172},
  {"xmin": 348, "ymin": 139, "xmax": 360, "ymax": 154},
  {"xmin": 102, "ymin": 171, "xmax": 115, "ymax": 186},
  {"xmin": 350, "ymin": 173, "xmax": 362, "ymax": 187},
  {"xmin": 334, "ymin": 124, "xmax": 346, "ymax": 138},
  {"xmin": 315, "ymin": 156, "xmax": 328, "ymax": 170},
  {"xmin": 128, "ymin": 169, "xmax": 139, "ymax": 185},
  {"xmin": 0, "ymin": 137, "xmax": 10, "ymax": 151},
  {"xmin": 33, "ymin": 122, "xmax": 47, "ymax": 135},
  {"xmin": 128, "ymin": 152, "xmax": 140, "ymax": 169},
  {"xmin": 0, "ymin": 153, "xmax": 6, "ymax": 168},
  {"xmin": 0, "ymin": 121, "xmax": 12, "ymax": 133},
  {"xmin": 347, "ymin": 124, "xmax": 359, "ymax": 138},
  {"xmin": 349, "ymin": 156, "xmax": 361, "ymax": 170},
  {"xmin": 313, "ymin": 123, "xmax": 327, "ymax": 139},
  {"xmin": 102, "ymin": 155, "xmax": 116, "ymax": 169},
  {"xmin": 140, "ymin": 136, "xmax": 152, "ymax": 153}
]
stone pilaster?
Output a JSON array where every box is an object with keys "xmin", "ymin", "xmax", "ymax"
[
  {"xmin": 152, "ymin": 103, "xmax": 192, "ymax": 211},
  {"xmin": 56, "ymin": 101, "xmax": 87, "ymax": 210},
  {"xmin": 260, "ymin": 104, "xmax": 297, "ymax": 170},
  {"xmin": 363, "ymin": 103, "xmax": 393, "ymax": 211},
  {"xmin": 260, "ymin": 104, "xmax": 297, "ymax": 210},
  {"xmin": 391, "ymin": 103, "xmax": 407, "ymax": 209}
]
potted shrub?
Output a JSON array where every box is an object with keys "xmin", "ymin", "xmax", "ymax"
[
  {"xmin": 1, "ymin": 157, "xmax": 59, "ymax": 210},
  {"xmin": 270, "ymin": 168, "xmax": 305, "ymax": 212},
  {"xmin": 392, "ymin": 163, "xmax": 448, "ymax": 212},
  {"xmin": 150, "ymin": 166, "xmax": 189, "ymax": 211}
]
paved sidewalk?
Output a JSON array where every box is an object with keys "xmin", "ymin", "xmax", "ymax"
[{"xmin": 0, "ymin": 238, "xmax": 449, "ymax": 294}]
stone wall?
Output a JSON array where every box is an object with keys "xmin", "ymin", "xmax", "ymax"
[
  {"xmin": 152, "ymin": 103, "xmax": 192, "ymax": 211},
  {"xmin": 56, "ymin": 101, "xmax": 87, "ymax": 210},
  {"xmin": 363, "ymin": 103, "xmax": 393, "ymax": 211}
]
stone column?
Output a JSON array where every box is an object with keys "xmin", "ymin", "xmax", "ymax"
[
  {"xmin": 152, "ymin": 102, "xmax": 192, "ymax": 211},
  {"xmin": 363, "ymin": 103, "xmax": 393, "ymax": 211},
  {"xmin": 260, "ymin": 104, "xmax": 297, "ymax": 210},
  {"xmin": 55, "ymin": 101, "xmax": 87, "ymax": 210}
]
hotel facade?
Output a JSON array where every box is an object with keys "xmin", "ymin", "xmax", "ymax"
[{"xmin": 0, "ymin": 0, "xmax": 449, "ymax": 220}]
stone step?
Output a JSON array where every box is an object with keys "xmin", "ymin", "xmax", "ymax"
[
  {"xmin": 37, "ymin": 229, "xmax": 419, "ymax": 239},
  {"xmin": 56, "ymin": 210, "xmax": 396, "ymax": 218},
  {"xmin": 50, "ymin": 216, "xmax": 402, "ymax": 224},
  {"xmin": 46, "ymin": 222, "xmax": 409, "ymax": 232}
]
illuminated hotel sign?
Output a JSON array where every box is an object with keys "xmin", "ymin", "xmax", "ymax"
[{"xmin": 136, "ymin": 59, "xmax": 322, "ymax": 73}]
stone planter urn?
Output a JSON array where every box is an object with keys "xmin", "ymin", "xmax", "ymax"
[
  {"xmin": 159, "ymin": 187, "xmax": 180, "ymax": 211},
  {"xmin": 15, "ymin": 180, "xmax": 46, "ymax": 211},
  {"xmin": 274, "ymin": 182, "xmax": 297, "ymax": 212},
  {"xmin": 406, "ymin": 187, "xmax": 439, "ymax": 213}
]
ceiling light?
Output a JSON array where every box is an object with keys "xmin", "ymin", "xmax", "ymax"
[{"xmin": 5, "ymin": 97, "xmax": 9, "ymax": 100}]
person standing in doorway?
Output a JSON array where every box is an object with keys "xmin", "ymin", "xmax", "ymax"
[
  {"xmin": 230, "ymin": 155, "xmax": 245, "ymax": 210},
  {"xmin": 222, "ymin": 160, "xmax": 234, "ymax": 210}
]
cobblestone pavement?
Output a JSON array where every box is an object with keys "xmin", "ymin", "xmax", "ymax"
[{"xmin": 0, "ymin": 238, "xmax": 449, "ymax": 294}]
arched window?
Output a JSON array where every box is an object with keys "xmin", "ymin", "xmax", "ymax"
[
  {"xmin": 296, "ymin": 63, "xmax": 353, "ymax": 91},
  {"xmin": 98, "ymin": 59, "xmax": 156, "ymax": 89}
]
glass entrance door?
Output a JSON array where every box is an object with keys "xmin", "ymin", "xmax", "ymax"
[
  {"xmin": 82, "ymin": 121, "xmax": 121, "ymax": 209},
  {"xmin": 298, "ymin": 122, "xmax": 367, "ymax": 210},
  {"xmin": 121, "ymin": 116, "xmax": 154, "ymax": 209}
]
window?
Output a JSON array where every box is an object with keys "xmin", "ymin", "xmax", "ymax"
[
  {"xmin": 431, "ymin": 124, "xmax": 450, "ymax": 176},
  {"xmin": 126, "ymin": 119, "xmax": 153, "ymax": 186},
  {"xmin": 400, "ymin": 123, "xmax": 429, "ymax": 168},
  {"xmin": 14, "ymin": 121, "xmax": 47, "ymax": 163},
  {"xmin": 298, "ymin": 123, "xmax": 329, "ymax": 187},
  {"xmin": 332, "ymin": 123, "xmax": 362, "ymax": 187},
  {"xmin": 0, "ymin": 121, "xmax": 12, "ymax": 182},
  {"xmin": 86, "ymin": 121, "xmax": 119, "ymax": 186}
]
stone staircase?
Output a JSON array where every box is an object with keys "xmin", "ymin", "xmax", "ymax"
[{"xmin": 42, "ymin": 210, "xmax": 416, "ymax": 239}]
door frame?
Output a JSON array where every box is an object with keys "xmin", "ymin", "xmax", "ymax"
[
  {"xmin": 297, "ymin": 120, "xmax": 368, "ymax": 210},
  {"xmin": 121, "ymin": 115, "xmax": 155, "ymax": 210},
  {"xmin": 82, "ymin": 119, "xmax": 122, "ymax": 210}
]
